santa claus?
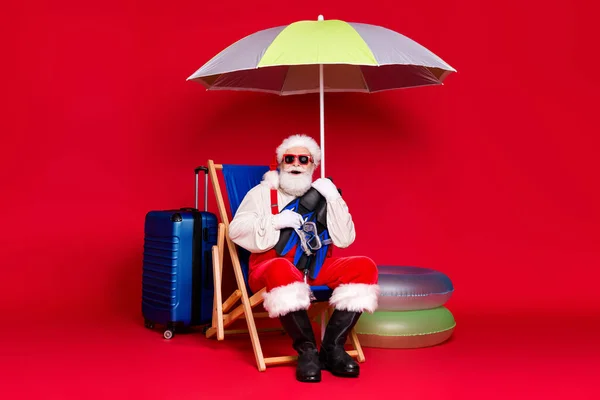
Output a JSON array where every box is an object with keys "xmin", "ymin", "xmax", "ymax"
[{"xmin": 229, "ymin": 134, "xmax": 379, "ymax": 383}]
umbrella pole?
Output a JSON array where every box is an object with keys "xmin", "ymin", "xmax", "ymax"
[{"xmin": 319, "ymin": 63, "xmax": 325, "ymax": 179}]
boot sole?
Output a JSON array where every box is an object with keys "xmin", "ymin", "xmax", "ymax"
[
  {"xmin": 320, "ymin": 364, "xmax": 359, "ymax": 378},
  {"xmin": 297, "ymin": 376, "xmax": 321, "ymax": 383},
  {"xmin": 326, "ymin": 369, "xmax": 359, "ymax": 378}
]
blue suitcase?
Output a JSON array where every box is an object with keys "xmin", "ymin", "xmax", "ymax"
[{"xmin": 142, "ymin": 166, "xmax": 218, "ymax": 339}]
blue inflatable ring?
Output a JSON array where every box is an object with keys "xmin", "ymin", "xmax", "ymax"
[{"xmin": 377, "ymin": 266, "xmax": 454, "ymax": 311}]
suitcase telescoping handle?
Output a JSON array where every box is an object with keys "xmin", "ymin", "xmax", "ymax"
[{"xmin": 194, "ymin": 166, "xmax": 209, "ymax": 212}]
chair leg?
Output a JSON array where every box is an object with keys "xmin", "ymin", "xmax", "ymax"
[
  {"xmin": 207, "ymin": 160, "xmax": 267, "ymax": 371},
  {"xmin": 208, "ymin": 223, "xmax": 226, "ymax": 340},
  {"xmin": 226, "ymin": 236, "xmax": 266, "ymax": 371},
  {"xmin": 212, "ymin": 246, "xmax": 224, "ymax": 340},
  {"xmin": 320, "ymin": 309, "xmax": 327, "ymax": 341},
  {"xmin": 349, "ymin": 328, "xmax": 365, "ymax": 363}
]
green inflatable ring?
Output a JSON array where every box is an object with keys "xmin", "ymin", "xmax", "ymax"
[{"xmin": 355, "ymin": 307, "xmax": 456, "ymax": 349}]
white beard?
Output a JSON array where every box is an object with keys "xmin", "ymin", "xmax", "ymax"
[{"xmin": 279, "ymin": 169, "xmax": 313, "ymax": 197}]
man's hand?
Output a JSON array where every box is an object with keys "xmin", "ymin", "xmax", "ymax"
[
  {"xmin": 273, "ymin": 209, "xmax": 304, "ymax": 230},
  {"xmin": 311, "ymin": 178, "xmax": 341, "ymax": 201}
]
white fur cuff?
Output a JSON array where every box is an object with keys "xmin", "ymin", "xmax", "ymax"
[
  {"xmin": 262, "ymin": 282, "xmax": 311, "ymax": 318},
  {"xmin": 329, "ymin": 284, "xmax": 380, "ymax": 313}
]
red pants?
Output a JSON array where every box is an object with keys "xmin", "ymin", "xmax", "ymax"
[
  {"xmin": 249, "ymin": 247, "xmax": 380, "ymax": 318},
  {"xmin": 249, "ymin": 249, "xmax": 378, "ymax": 293}
]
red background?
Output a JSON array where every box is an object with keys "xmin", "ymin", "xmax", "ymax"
[{"xmin": 2, "ymin": 0, "xmax": 599, "ymax": 398}]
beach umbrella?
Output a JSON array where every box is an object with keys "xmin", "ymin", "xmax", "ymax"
[{"xmin": 187, "ymin": 15, "xmax": 456, "ymax": 177}]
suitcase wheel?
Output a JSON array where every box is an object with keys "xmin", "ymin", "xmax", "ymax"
[
  {"xmin": 144, "ymin": 319, "xmax": 154, "ymax": 329},
  {"xmin": 163, "ymin": 329, "xmax": 175, "ymax": 340},
  {"xmin": 163, "ymin": 323, "xmax": 176, "ymax": 339}
]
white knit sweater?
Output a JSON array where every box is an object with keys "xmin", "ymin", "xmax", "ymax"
[{"xmin": 228, "ymin": 170, "xmax": 356, "ymax": 253}]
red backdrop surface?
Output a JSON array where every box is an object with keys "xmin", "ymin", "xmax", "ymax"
[{"xmin": 2, "ymin": 0, "xmax": 599, "ymax": 323}]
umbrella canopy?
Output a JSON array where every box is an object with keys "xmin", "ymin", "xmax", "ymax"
[
  {"xmin": 187, "ymin": 17, "xmax": 455, "ymax": 95},
  {"xmin": 187, "ymin": 16, "xmax": 456, "ymax": 176}
]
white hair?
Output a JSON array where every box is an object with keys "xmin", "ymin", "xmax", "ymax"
[{"xmin": 276, "ymin": 134, "xmax": 321, "ymax": 167}]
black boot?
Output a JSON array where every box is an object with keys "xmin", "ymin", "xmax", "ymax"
[
  {"xmin": 319, "ymin": 310, "xmax": 361, "ymax": 377},
  {"xmin": 279, "ymin": 310, "xmax": 321, "ymax": 383}
]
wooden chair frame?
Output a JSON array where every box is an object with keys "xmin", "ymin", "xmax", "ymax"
[{"xmin": 203, "ymin": 160, "xmax": 365, "ymax": 371}]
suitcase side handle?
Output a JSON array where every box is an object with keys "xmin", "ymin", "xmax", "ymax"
[{"xmin": 194, "ymin": 166, "xmax": 209, "ymax": 212}]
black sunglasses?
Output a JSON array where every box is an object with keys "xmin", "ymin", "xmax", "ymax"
[{"xmin": 283, "ymin": 154, "xmax": 312, "ymax": 165}]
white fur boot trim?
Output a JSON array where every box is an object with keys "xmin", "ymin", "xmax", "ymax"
[
  {"xmin": 329, "ymin": 284, "xmax": 380, "ymax": 313},
  {"xmin": 262, "ymin": 281, "xmax": 311, "ymax": 318}
]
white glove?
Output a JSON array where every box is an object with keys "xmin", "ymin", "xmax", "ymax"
[
  {"xmin": 311, "ymin": 178, "xmax": 341, "ymax": 201},
  {"xmin": 272, "ymin": 209, "xmax": 304, "ymax": 230}
]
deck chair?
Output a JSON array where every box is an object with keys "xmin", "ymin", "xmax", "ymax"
[{"xmin": 204, "ymin": 160, "xmax": 365, "ymax": 372}]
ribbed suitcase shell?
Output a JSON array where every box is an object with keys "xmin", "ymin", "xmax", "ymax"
[
  {"xmin": 142, "ymin": 209, "xmax": 217, "ymax": 328},
  {"xmin": 141, "ymin": 167, "xmax": 217, "ymax": 338}
]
